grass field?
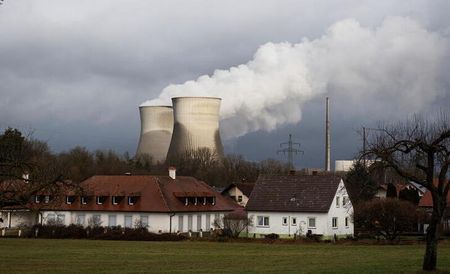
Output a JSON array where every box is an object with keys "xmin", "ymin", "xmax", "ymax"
[{"xmin": 0, "ymin": 239, "xmax": 449, "ymax": 273}]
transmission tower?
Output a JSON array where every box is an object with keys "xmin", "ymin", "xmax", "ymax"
[{"xmin": 277, "ymin": 134, "xmax": 304, "ymax": 170}]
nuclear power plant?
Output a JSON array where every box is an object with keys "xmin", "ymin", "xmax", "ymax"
[
  {"xmin": 135, "ymin": 105, "xmax": 174, "ymax": 163},
  {"xmin": 136, "ymin": 97, "xmax": 224, "ymax": 163}
]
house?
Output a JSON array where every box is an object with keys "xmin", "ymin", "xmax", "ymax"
[
  {"xmin": 0, "ymin": 170, "xmax": 238, "ymax": 234},
  {"xmin": 221, "ymin": 182, "xmax": 255, "ymax": 206},
  {"xmin": 418, "ymin": 185, "xmax": 450, "ymax": 234},
  {"xmin": 246, "ymin": 174, "xmax": 354, "ymax": 239}
]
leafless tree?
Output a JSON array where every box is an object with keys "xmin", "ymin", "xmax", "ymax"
[
  {"xmin": 363, "ymin": 112, "xmax": 449, "ymax": 270},
  {"xmin": 214, "ymin": 212, "xmax": 252, "ymax": 238}
]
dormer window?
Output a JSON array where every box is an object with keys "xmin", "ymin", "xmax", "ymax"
[
  {"xmin": 96, "ymin": 196, "xmax": 105, "ymax": 205},
  {"xmin": 194, "ymin": 197, "xmax": 198, "ymax": 205},
  {"xmin": 44, "ymin": 195, "xmax": 51, "ymax": 204},
  {"xmin": 35, "ymin": 195, "xmax": 41, "ymax": 204},
  {"xmin": 212, "ymin": 197, "xmax": 216, "ymax": 206},
  {"xmin": 81, "ymin": 196, "xmax": 88, "ymax": 205},
  {"xmin": 66, "ymin": 196, "xmax": 75, "ymax": 205},
  {"xmin": 128, "ymin": 196, "xmax": 137, "ymax": 205},
  {"xmin": 202, "ymin": 197, "xmax": 206, "ymax": 206},
  {"xmin": 185, "ymin": 197, "xmax": 188, "ymax": 206},
  {"xmin": 112, "ymin": 196, "xmax": 119, "ymax": 205}
]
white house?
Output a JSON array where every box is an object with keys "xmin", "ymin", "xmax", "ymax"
[
  {"xmin": 246, "ymin": 174, "xmax": 354, "ymax": 239},
  {"xmin": 1, "ymin": 171, "xmax": 238, "ymax": 234},
  {"xmin": 221, "ymin": 182, "xmax": 255, "ymax": 207}
]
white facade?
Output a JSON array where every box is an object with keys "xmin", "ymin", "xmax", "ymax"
[
  {"xmin": 225, "ymin": 186, "xmax": 249, "ymax": 207},
  {"xmin": 248, "ymin": 181, "xmax": 354, "ymax": 238},
  {"xmin": 4, "ymin": 210, "xmax": 226, "ymax": 233}
]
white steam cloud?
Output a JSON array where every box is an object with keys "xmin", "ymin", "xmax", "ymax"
[{"xmin": 142, "ymin": 17, "xmax": 448, "ymax": 139}]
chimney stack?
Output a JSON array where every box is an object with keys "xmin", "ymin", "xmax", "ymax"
[
  {"xmin": 169, "ymin": 166, "xmax": 176, "ymax": 179},
  {"xmin": 325, "ymin": 97, "xmax": 331, "ymax": 172}
]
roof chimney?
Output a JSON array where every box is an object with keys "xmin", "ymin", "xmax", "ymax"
[{"xmin": 169, "ymin": 166, "xmax": 176, "ymax": 180}]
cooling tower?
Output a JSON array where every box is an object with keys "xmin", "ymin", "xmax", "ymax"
[
  {"xmin": 135, "ymin": 106, "xmax": 174, "ymax": 163},
  {"xmin": 166, "ymin": 97, "xmax": 224, "ymax": 161}
]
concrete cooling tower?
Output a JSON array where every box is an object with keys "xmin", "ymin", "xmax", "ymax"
[
  {"xmin": 166, "ymin": 97, "xmax": 224, "ymax": 161},
  {"xmin": 135, "ymin": 106, "xmax": 174, "ymax": 163}
]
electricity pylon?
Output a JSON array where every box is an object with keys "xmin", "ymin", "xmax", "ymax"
[{"xmin": 277, "ymin": 134, "xmax": 304, "ymax": 170}]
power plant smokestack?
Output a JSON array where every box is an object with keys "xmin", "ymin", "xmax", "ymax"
[
  {"xmin": 166, "ymin": 97, "xmax": 224, "ymax": 161},
  {"xmin": 135, "ymin": 106, "xmax": 174, "ymax": 163},
  {"xmin": 325, "ymin": 97, "xmax": 331, "ymax": 171}
]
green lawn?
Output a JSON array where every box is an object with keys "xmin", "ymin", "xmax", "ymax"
[{"xmin": 0, "ymin": 239, "xmax": 449, "ymax": 273}]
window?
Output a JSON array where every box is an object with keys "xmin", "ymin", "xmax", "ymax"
[
  {"xmin": 66, "ymin": 196, "xmax": 75, "ymax": 205},
  {"xmin": 81, "ymin": 196, "xmax": 88, "ymax": 205},
  {"xmin": 343, "ymin": 196, "xmax": 348, "ymax": 206},
  {"xmin": 214, "ymin": 213, "xmax": 220, "ymax": 224},
  {"xmin": 178, "ymin": 215, "xmax": 184, "ymax": 232},
  {"xmin": 76, "ymin": 214, "xmax": 85, "ymax": 226},
  {"xmin": 291, "ymin": 217, "xmax": 297, "ymax": 226},
  {"xmin": 257, "ymin": 216, "xmax": 270, "ymax": 227},
  {"xmin": 282, "ymin": 217, "xmax": 288, "ymax": 226},
  {"xmin": 332, "ymin": 217, "xmax": 338, "ymax": 228},
  {"xmin": 35, "ymin": 195, "xmax": 41, "ymax": 204},
  {"xmin": 336, "ymin": 196, "xmax": 340, "ymax": 207},
  {"xmin": 188, "ymin": 215, "xmax": 193, "ymax": 231},
  {"xmin": 112, "ymin": 196, "xmax": 120, "ymax": 205},
  {"xmin": 124, "ymin": 215, "xmax": 132, "ymax": 228},
  {"xmin": 197, "ymin": 215, "xmax": 202, "ymax": 231},
  {"xmin": 345, "ymin": 217, "xmax": 349, "ymax": 227},
  {"xmin": 212, "ymin": 197, "xmax": 216, "ymax": 205},
  {"xmin": 92, "ymin": 214, "xmax": 101, "ymax": 226},
  {"xmin": 128, "ymin": 196, "xmax": 137, "ymax": 205},
  {"xmin": 56, "ymin": 214, "xmax": 65, "ymax": 224},
  {"xmin": 44, "ymin": 195, "xmax": 51, "ymax": 204},
  {"xmin": 96, "ymin": 196, "xmax": 104, "ymax": 205},
  {"xmin": 140, "ymin": 215, "xmax": 149, "ymax": 228},
  {"xmin": 308, "ymin": 217, "xmax": 316, "ymax": 228},
  {"xmin": 205, "ymin": 214, "xmax": 211, "ymax": 230},
  {"xmin": 237, "ymin": 195, "xmax": 243, "ymax": 202},
  {"xmin": 108, "ymin": 215, "xmax": 116, "ymax": 227},
  {"xmin": 47, "ymin": 213, "xmax": 56, "ymax": 223}
]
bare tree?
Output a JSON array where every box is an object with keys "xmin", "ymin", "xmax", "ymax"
[
  {"xmin": 214, "ymin": 212, "xmax": 252, "ymax": 238},
  {"xmin": 354, "ymin": 198, "xmax": 417, "ymax": 241},
  {"xmin": 364, "ymin": 113, "xmax": 449, "ymax": 270}
]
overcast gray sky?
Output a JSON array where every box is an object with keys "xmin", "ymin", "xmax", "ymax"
[{"xmin": 1, "ymin": 1, "xmax": 449, "ymax": 169}]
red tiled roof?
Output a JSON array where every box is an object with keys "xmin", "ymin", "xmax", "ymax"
[
  {"xmin": 418, "ymin": 179, "xmax": 449, "ymax": 207},
  {"xmin": 32, "ymin": 175, "xmax": 238, "ymax": 213},
  {"xmin": 246, "ymin": 174, "xmax": 342, "ymax": 213}
]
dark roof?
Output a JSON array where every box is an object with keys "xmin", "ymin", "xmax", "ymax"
[
  {"xmin": 246, "ymin": 174, "xmax": 343, "ymax": 213},
  {"xmin": 10, "ymin": 175, "xmax": 238, "ymax": 213},
  {"xmin": 222, "ymin": 182, "xmax": 255, "ymax": 197}
]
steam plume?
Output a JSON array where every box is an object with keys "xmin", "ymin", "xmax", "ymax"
[{"xmin": 142, "ymin": 17, "xmax": 448, "ymax": 139}]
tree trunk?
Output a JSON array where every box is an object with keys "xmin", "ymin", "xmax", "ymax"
[
  {"xmin": 423, "ymin": 221, "xmax": 438, "ymax": 271},
  {"xmin": 422, "ymin": 204, "xmax": 442, "ymax": 271}
]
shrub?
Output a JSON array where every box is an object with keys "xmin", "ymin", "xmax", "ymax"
[{"xmin": 265, "ymin": 233, "xmax": 279, "ymax": 240}]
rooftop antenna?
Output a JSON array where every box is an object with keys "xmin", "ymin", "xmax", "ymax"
[{"xmin": 278, "ymin": 134, "xmax": 304, "ymax": 170}]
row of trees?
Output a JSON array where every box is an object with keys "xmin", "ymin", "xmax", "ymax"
[{"xmin": 0, "ymin": 127, "xmax": 290, "ymax": 209}]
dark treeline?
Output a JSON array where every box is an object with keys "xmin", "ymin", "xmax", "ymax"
[{"xmin": 1, "ymin": 128, "xmax": 290, "ymax": 187}]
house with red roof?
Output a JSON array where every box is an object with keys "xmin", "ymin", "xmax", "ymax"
[
  {"xmin": 418, "ymin": 185, "xmax": 450, "ymax": 234},
  {"xmin": 246, "ymin": 174, "xmax": 353, "ymax": 239},
  {"xmin": 1, "ymin": 169, "xmax": 238, "ymax": 234}
]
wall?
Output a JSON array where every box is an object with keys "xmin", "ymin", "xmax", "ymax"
[
  {"xmin": 326, "ymin": 180, "xmax": 354, "ymax": 237},
  {"xmin": 247, "ymin": 211, "xmax": 329, "ymax": 237},
  {"xmin": 39, "ymin": 211, "xmax": 226, "ymax": 233}
]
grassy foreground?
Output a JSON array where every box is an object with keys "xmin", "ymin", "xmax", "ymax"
[{"xmin": 0, "ymin": 239, "xmax": 449, "ymax": 273}]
